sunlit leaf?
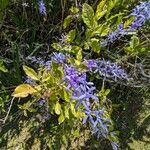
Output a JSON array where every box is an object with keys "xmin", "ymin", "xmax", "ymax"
[
  {"xmin": 70, "ymin": 6, "xmax": 79, "ymax": 14},
  {"xmin": 63, "ymin": 90, "xmax": 70, "ymax": 102},
  {"xmin": 76, "ymin": 49, "xmax": 82, "ymax": 61},
  {"xmin": 66, "ymin": 29, "xmax": 76, "ymax": 43},
  {"xmin": 82, "ymin": 3, "xmax": 97, "ymax": 28},
  {"xmin": 95, "ymin": 0, "xmax": 107, "ymax": 20},
  {"xmin": 58, "ymin": 113, "xmax": 65, "ymax": 124},
  {"xmin": 90, "ymin": 38, "xmax": 101, "ymax": 53},
  {"xmin": 51, "ymin": 43, "xmax": 62, "ymax": 51},
  {"xmin": 64, "ymin": 105, "xmax": 69, "ymax": 119},
  {"xmin": 63, "ymin": 15, "xmax": 72, "ymax": 29},
  {"xmin": 130, "ymin": 35, "xmax": 139, "ymax": 49},
  {"xmin": 55, "ymin": 102, "xmax": 62, "ymax": 115},
  {"xmin": 23, "ymin": 65, "xmax": 39, "ymax": 81},
  {"xmin": 12, "ymin": 84, "xmax": 37, "ymax": 98},
  {"xmin": 124, "ymin": 16, "xmax": 135, "ymax": 28}
]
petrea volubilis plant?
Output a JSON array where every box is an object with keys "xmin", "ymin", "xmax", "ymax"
[
  {"xmin": 12, "ymin": 52, "xmax": 124, "ymax": 149},
  {"xmin": 1, "ymin": 0, "xmax": 149, "ymax": 149}
]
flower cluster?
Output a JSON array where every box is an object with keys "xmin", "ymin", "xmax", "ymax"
[
  {"xmin": 107, "ymin": 24, "xmax": 125, "ymax": 43},
  {"xmin": 63, "ymin": 64, "xmax": 118, "ymax": 149},
  {"xmin": 83, "ymin": 108, "xmax": 110, "ymax": 138},
  {"xmin": 130, "ymin": 2, "xmax": 150, "ymax": 29},
  {"xmin": 104, "ymin": 1, "xmax": 150, "ymax": 44},
  {"xmin": 27, "ymin": 53, "xmax": 66, "ymax": 70},
  {"xmin": 38, "ymin": 0, "xmax": 46, "ymax": 15},
  {"xmin": 85, "ymin": 59, "xmax": 128, "ymax": 81},
  {"xmin": 64, "ymin": 65, "xmax": 98, "ymax": 108}
]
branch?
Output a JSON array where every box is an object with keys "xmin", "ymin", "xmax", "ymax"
[{"xmin": 3, "ymin": 97, "xmax": 15, "ymax": 124}]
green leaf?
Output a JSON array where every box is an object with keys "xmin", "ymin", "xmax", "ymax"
[
  {"xmin": 71, "ymin": 46, "xmax": 82, "ymax": 53},
  {"xmin": 64, "ymin": 105, "xmax": 69, "ymax": 119},
  {"xmin": 85, "ymin": 29, "xmax": 94, "ymax": 39},
  {"xmin": 72, "ymin": 129, "xmax": 80, "ymax": 138},
  {"xmin": 63, "ymin": 15, "xmax": 72, "ymax": 29},
  {"xmin": 0, "ymin": 60, "xmax": 8, "ymax": 72},
  {"xmin": 70, "ymin": 6, "xmax": 79, "ymax": 14},
  {"xmin": 66, "ymin": 29, "xmax": 76, "ymax": 43},
  {"xmin": 23, "ymin": 65, "xmax": 39, "ymax": 81},
  {"xmin": 51, "ymin": 43, "xmax": 62, "ymax": 51},
  {"xmin": 82, "ymin": 3, "xmax": 97, "ymax": 28},
  {"xmin": 61, "ymin": 135, "xmax": 68, "ymax": 145},
  {"xmin": 107, "ymin": 13, "xmax": 124, "ymax": 22},
  {"xmin": 124, "ymin": 16, "xmax": 135, "ymax": 28},
  {"xmin": 70, "ymin": 103, "xmax": 76, "ymax": 116},
  {"xmin": 63, "ymin": 90, "xmax": 70, "ymax": 102},
  {"xmin": 42, "ymin": 70, "xmax": 51, "ymax": 82},
  {"xmin": 58, "ymin": 113, "xmax": 65, "ymax": 124},
  {"xmin": 55, "ymin": 102, "xmax": 62, "ymax": 115},
  {"xmin": 90, "ymin": 38, "xmax": 101, "ymax": 53},
  {"xmin": 106, "ymin": 0, "xmax": 118, "ymax": 18},
  {"xmin": 76, "ymin": 49, "xmax": 82, "ymax": 61},
  {"xmin": 95, "ymin": 0, "xmax": 107, "ymax": 20},
  {"xmin": 12, "ymin": 84, "xmax": 37, "ymax": 98},
  {"xmin": 130, "ymin": 35, "xmax": 139, "ymax": 49},
  {"xmin": 94, "ymin": 25, "xmax": 109, "ymax": 37}
]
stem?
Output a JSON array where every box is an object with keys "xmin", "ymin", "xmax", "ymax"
[{"xmin": 3, "ymin": 97, "xmax": 15, "ymax": 124}]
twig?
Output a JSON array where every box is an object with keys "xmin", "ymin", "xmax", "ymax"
[
  {"xmin": 138, "ymin": 64, "xmax": 150, "ymax": 78},
  {"xmin": 3, "ymin": 97, "xmax": 15, "ymax": 124}
]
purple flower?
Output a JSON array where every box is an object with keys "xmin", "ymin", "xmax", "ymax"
[
  {"xmin": 84, "ymin": 59, "xmax": 98, "ymax": 71},
  {"xmin": 27, "ymin": 56, "xmax": 45, "ymax": 66},
  {"xmin": 85, "ymin": 59, "xmax": 128, "ymax": 81},
  {"xmin": 38, "ymin": 0, "xmax": 46, "ymax": 15},
  {"xmin": 63, "ymin": 64, "xmax": 118, "ymax": 149},
  {"xmin": 63, "ymin": 65, "xmax": 98, "ymax": 107},
  {"xmin": 107, "ymin": 30, "xmax": 120, "ymax": 43},
  {"xmin": 129, "ymin": 1, "xmax": 150, "ymax": 29},
  {"xmin": 25, "ymin": 76, "xmax": 36, "ymax": 85},
  {"xmin": 64, "ymin": 65, "xmax": 86, "ymax": 88},
  {"xmin": 103, "ymin": 2, "xmax": 150, "ymax": 45},
  {"xmin": 51, "ymin": 53, "xmax": 66, "ymax": 64},
  {"xmin": 39, "ymin": 99, "xmax": 46, "ymax": 106}
]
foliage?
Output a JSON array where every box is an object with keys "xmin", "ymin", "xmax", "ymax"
[{"xmin": 0, "ymin": 0, "xmax": 150, "ymax": 150}]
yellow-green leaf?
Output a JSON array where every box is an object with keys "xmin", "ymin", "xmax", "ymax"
[
  {"xmin": 63, "ymin": 90, "xmax": 70, "ymax": 102},
  {"xmin": 0, "ymin": 60, "xmax": 8, "ymax": 72},
  {"xmin": 55, "ymin": 102, "xmax": 62, "ymax": 115},
  {"xmin": 58, "ymin": 113, "xmax": 65, "ymax": 124},
  {"xmin": 82, "ymin": 3, "xmax": 97, "ymax": 28},
  {"xmin": 12, "ymin": 84, "xmax": 37, "ymax": 98},
  {"xmin": 23, "ymin": 65, "xmax": 39, "ymax": 81},
  {"xmin": 76, "ymin": 49, "xmax": 82, "ymax": 61},
  {"xmin": 42, "ymin": 70, "xmax": 51, "ymax": 82},
  {"xmin": 66, "ymin": 29, "xmax": 76, "ymax": 43},
  {"xmin": 64, "ymin": 105, "xmax": 69, "ymax": 119},
  {"xmin": 51, "ymin": 43, "xmax": 62, "ymax": 51},
  {"xmin": 124, "ymin": 16, "xmax": 135, "ymax": 28},
  {"xmin": 70, "ymin": 6, "xmax": 79, "ymax": 14},
  {"xmin": 63, "ymin": 15, "xmax": 72, "ymax": 29},
  {"xmin": 95, "ymin": 0, "xmax": 107, "ymax": 20},
  {"xmin": 90, "ymin": 38, "xmax": 101, "ymax": 53}
]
